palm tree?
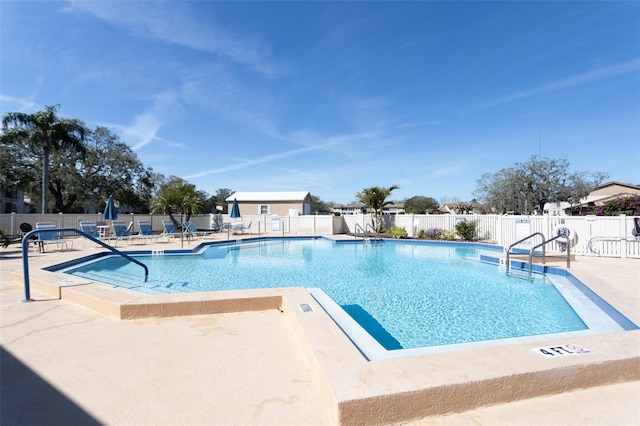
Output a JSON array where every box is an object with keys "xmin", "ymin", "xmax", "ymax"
[
  {"xmin": 151, "ymin": 185, "xmax": 204, "ymax": 228},
  {"xmin": 1, "ymin": 105, "xmax": 87, "ymax": 213},
  {"xmin": 356, "ymin": 185, "xmax": 399, "ymax": 231},
  {"xmin": 181, "ymin": 195, "xmax": 203, "ymax": 222}
]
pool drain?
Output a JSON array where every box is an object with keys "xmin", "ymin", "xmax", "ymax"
[{"xmin": 298, "ymin": 303, "xmax": 314, "ymax": 313}]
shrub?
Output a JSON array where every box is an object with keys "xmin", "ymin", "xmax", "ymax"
[
  {"xmin": 455, "ymin": 220, "xmax": 478, "ymax": 241},
  {"xmin": 597, "ymin": 195, "xmax": 640, "ymax": 216},
  {"xmin": 416, "ymin": 229, "xmax": 426, "ymax": 239},
  {"xmin": 441, "ymin": 229, "xmax": 456, "ymax": 240},
  {"xmin": 388, "ymin": 226, "xmax": 408, "ymax": 239},
  {"xmin": 424, "ymin": 227, "xmax": 443, "ymax": 240}
]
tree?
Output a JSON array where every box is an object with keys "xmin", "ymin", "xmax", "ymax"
[
  {"xmin": 1, "ymin": 105, "xmax": 88, "ymax": 213},
  {"xmin": 310, "ymin": 194, "xmax": 332, "ymax": 214},
  {"xmin": 151, "ymin": 181, "xmax": 206, "ymax": 227},
  {"xmin": 205, "ymin": 188, "xmax": 234, "ymax": 213},
  {"xmin": 46, "ymin": 127, "xmax": 153, "ymax": 213},
  {"xmin": 355, "ymin": 185, "xmax": 399, "ymax": 231},
  {"xmin": 474, "ymin": 156, "xmax": 609, "ymax": 214},
  {"xmin": 404, "ymin": 196, "xmax": 439, "ymax": 214}
]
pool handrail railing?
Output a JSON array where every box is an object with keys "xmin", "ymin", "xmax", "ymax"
[{"xmin": 21, "ymin": 227, "xmax": 149, "ymax": 302}]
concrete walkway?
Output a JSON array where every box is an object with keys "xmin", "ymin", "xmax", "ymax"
[{"xmin": 1, "ymin": 235, "xmax": 638, "ymax": 425}]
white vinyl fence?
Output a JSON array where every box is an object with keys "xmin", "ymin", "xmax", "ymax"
[{"xmin": 1, "ymin": 212, "xmax": 638, "ymax": 258}]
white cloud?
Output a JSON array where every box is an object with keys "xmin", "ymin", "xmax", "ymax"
[
  {"xmin": 65, "ymin": 1, "xmax": 288, "ymax": 77},
  {"xmin": 471, "ymin": 58, "xmax": 640, "ymax": 110}
]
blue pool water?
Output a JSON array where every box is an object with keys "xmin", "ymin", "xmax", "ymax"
[{"xmin": 61, "ymin": 238, "xmax": 592, "ymax": 350}]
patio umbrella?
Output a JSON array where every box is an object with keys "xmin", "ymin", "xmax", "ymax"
[
  {"xmin": 230, "ymin": 198, "xmax": 241, "ymax": 219},
  {"xmin": 103, "ymin": 195, "xmax": 118, "ymax": 221}
]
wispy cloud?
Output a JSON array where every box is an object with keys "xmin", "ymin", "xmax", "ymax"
[
  {"xmin": 0, "ymin": 76, "xmax": 44, "ymax": 114},
  {"xmin": 184, "ymin": 145, "xmax": 322, "ymax": 179},
  {"xmin": 65, "ymin": 1, "xmax": 288, "ymax": 77},
  {"xmin": 470, "ymin": 58, "xmax": 640, "ymax": 110},
  {"xmin": 184, "ymin": 129, "xmax": 377, "ymax": 179},
  {"xmin": 94, "ymin": 90, "xmax": 188, "ymax": 151}
]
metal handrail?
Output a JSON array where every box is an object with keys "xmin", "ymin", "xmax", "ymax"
[
  {"xmin": 506, "ymin": 232, "xmax": 545, "ymax": 274},
  {"xmin": 354, "ymin": 223, "xmax": 379, "ymax": 242},
  {"xmin": 527, "ymin": 234, "xmax": 571, "ymax": 279},
  {"xmin": 365, "ymin": 223, "xmax": 379, "ymax": 241},
  {"xmin": 21, "ymin": 228, "xmax": 149, "ymax": 302}
]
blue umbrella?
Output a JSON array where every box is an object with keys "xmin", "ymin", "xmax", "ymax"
[
  {"xmin": 103, "ymin": 195, "xmax": 118, "ymax": 221},
  {"xmin": 230, "ymin": 198, "xmax": 241, "ymax": 219}
]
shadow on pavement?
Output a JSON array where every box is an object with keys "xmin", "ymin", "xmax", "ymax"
[{"xmin": 1, "ymin": 346, "xmax": 101, "ymax": 426}]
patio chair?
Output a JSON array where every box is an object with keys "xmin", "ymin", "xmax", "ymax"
[
  {"xmin": 241, "ymin": 221, "xmax": 252, "ymax": 235},
  {"xmin": 35, "ymin": 222, "xmax": 72, "ymax": 252},
  {"xmin": 183, "ymin": 221, "xmax": 212, "ymax": 239},
  {"xmin": 79, "ymin": 221, "xmax": 102, "ymax": 247},
  {"xmin": 161, "ymin": 220, "xmax": 183, "ymax": 241},
  {"xmin": 212, "ymin": 214, "xmax": 225, "ymax": 233},
  {"xmin": 112, "ymin": 221, "xmax": 140, "ymax": 246},
  {"xmin": 137, "ymin": 220, "xmax": 160, "ymax": 242}
]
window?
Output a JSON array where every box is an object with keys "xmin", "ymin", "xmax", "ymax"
[{"xmin": 259, "ymin": 205, "xmax": 270, "ymax": 214}]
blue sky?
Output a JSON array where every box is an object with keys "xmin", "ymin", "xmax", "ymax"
[{"xmin": 1, "ymin": 1, "xmax": 639, "ymax": 204}]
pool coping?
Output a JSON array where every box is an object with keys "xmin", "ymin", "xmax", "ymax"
[{"xmin": 11, "ymin": 238, "xmax": 640, "ymax": 424}]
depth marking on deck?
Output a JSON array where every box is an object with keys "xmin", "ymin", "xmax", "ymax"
[{"xmin": 533, "ymin": 343, "xmax": 591, "ymax": 357}]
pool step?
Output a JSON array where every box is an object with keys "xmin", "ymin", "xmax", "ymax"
[{"xmin": 70, "ymin": 271, "xmax": 192, "ymax": 294}]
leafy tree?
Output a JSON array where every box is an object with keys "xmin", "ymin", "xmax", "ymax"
[
  {"xmin": 1, "ymin": 105, "xmax": 88, "ymax": 213},
  {"xmin": 0, "ymin": 134, "xmax": 33, "ymax": 191},
  {"xmin": 404, "ymin": 196, "xmax": 439, "ymax": 214},
  {"xmin": 355, "ymin": 185, "xmax": 399, "ymax": 231},
  {"xmin": 204, "ymin": 188, "xmax": 234, "ymax": 213},
  {"xmin": 474, "ymin": 156, "xmax": 609, "ymax": 214},
  {"xmin": 310, "ymin": 194, "xmax": 332, "ymax": 214},
  {"xmin": 45, "ymin": 127, "xmax": 153, "ymax": 212}
]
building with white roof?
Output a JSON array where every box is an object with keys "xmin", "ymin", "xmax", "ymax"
[{"xmin": 225, "ymin": 191, "xmax": 312, "ymax": 216}]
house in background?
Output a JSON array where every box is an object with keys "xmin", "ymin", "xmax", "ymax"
[
  {"xmin": 577, "ymin": 181, "xmax": 640, "ymax": 209},
  {"xmin": 547, "ymin": 181, "xmax": 640, "ymax": 215},
  {"xmin": 332, "ymin": 202, "xmax": 405, "ymax": 215},
  {"xmin": 0, "ymin": 186, "xmax": 36, "ymax": 213},
  {"xmin": 332, "ymin": 202, "xmax": 365, "ymax": 215},
  {"xmin": 226, "ymin": 191, "xmax": 312, "ymax": 216}
]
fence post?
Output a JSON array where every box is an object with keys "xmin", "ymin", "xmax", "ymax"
[{"xmin": 620, "ymin": 215, "xmax": 627, "ymax": 258}]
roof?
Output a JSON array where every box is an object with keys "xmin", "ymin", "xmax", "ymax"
[
  {"xmin": 592, "ymin": 181, "xmax": 640, "ymax": 192},
  {"xmin": 226, "ymin": 191, "xmax": 310, "ymax": 202}
]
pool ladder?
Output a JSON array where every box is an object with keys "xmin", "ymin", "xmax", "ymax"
[
  {"xmin": 505, "ymin": 232, "xmax": 571, "ymax": 280},
  {"xmin": 354, "ymin": 223, "xmax": 380, "ymax": 243}
]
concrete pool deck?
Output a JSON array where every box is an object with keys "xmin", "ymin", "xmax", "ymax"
[{"xmin": 1, "ymin": 233, "xmax": 639, "ymax": 425}]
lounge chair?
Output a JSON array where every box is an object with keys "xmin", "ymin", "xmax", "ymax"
[
  {"xmin": 161, "ymin": 220, "xmax": 183, "ymax": 240},
  {"xmin": 183, "ymin": 221, "xmax": 212, "ymax": 239},
  {"xmin": 112, "ymin": 221, "xmax": 140, "ymax": 246},
  {"xmin": 137, "ymin": 220, "xmax": 160, "ymax": 242},
  {"xmin": 0, "ymin": 229, "xmax": 22, "ymax": 248},
  {"xmin": 79, "ymin": 221, "xmax": 102, "ymax": 247},
  {"xmin": 35, "ymin": 222, "xmax": 72, "ymax": 252}
]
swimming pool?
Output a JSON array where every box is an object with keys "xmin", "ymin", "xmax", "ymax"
[{"xmin": 56, "ymin": 237, "xmax": 632, "ymax": 359}]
